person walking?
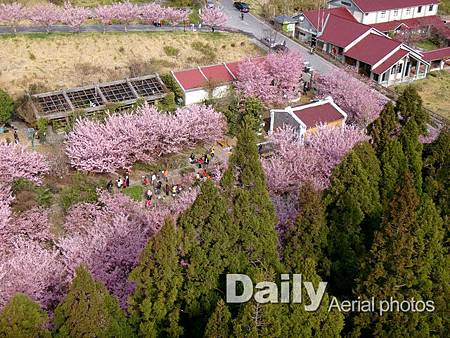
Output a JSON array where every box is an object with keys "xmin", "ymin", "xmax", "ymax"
[
  {"xmin": 116, "ymin": 177, "xmax": 123, "ymax": 189},
  {"xmin": 240, "ymin": 12, "xmax": 244, "ymax": 20},
  {"xmin": 106, "ymin": 180, "xmax": 113, "ymax": 193},
  {"xmin": 125, "ymin": 175, "xmax": 130, "ymax": 187},
  {"xmin": 13, "ymin": 130, "xmax": 19, "ymax": 144},
  {"xmin": 164, "ymin": 184, "xmax": 170, "ymax": 196},
  {"xmin": 163, "ymin": 169, "xmax": 169, "ymax": 182}
]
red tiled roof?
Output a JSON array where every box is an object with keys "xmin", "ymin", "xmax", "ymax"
[
  {"xmin": 201, "ymin": 64, "xmax": 234, "ymax": 84},
  {"xmin": 344, "ymin": 33, "xmax": 401, "ymax": 65},
  {"xmin": 422, "ymin": 47, "xmax": 450, "ymax": 61},
  {"xmin": 372, "ymin": 48, "xmax": 410, "ymax": 74},
  {"xmin": 353, "ymin": 0, "xmax": 439, "ymax": 12},
  {"xmin": 173, "ymin": 68, "xmax": 207, "ymax": 91},
  {"xmin": 292, "ymin": 102, "xmax": 344, "ymax": 128},
  {"xmin": 173, "ymin": 57, "xmax": 266, "ymax": 91},
  {"xmin": 318, "ymin": 14, "xmax": 371, "ymax": 48},
  {"xmin": 370, "ymin": 15, "xmax": 450, "ymax": 38},
  {"xmin": 304, "ymin": 7, "xmax": 356, "ymax": 31}
]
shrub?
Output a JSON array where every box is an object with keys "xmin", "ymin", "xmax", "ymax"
[
  {"xmin": 0, "ymin": 89, "xmax": 14, "ymax": 125},
  {"xmin": 163, "ymin": 45, "xmax": 180, "ymax": 57},
  {"xmin": 11, "ymin": 178, "xmax": 53, "ymax": 211},
  {"xmin": 36, "ymin": 118, "xmax": 48, "ymax": 141},
  {"xmin": 157, "ymin": 92, "xmax": 176, "ymax": 112},
  {"xmin": 60, "ymin": 172, "xmax": 106, "ymax": 212},
  {"xmin": 160, "ymin": 73, "xmax": 184, "ymax": 104}
]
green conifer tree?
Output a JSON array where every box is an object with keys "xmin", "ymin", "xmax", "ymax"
[
  {"xmin": 283, "ymin": 182, "xmax": 329, "ymax": 276},
  {"xmin": 423, "ymin": 129, "xmax": 449, "ymax": 220},
  {"xmin": 379, "ymin": 139, "xmax": 408, "ymax": 208},
  {"xmin": 177, "ymin": 180, "xmax": 236, "ymax": 334},
  {"xmin": 367, "ymin": 102, "xmax": 398, "ymax": 155},
  {"xmin": 325, "ymin": 143, "xmax": 381, "ymax": 297},
  {"xmin": 396, "ymin": 85, "xmax": 429, "ymax": 134},
  {"xmin": 400, "ymin": 119, "xmax": 423, "ymax": 194},
  {"xmin": 204, "ymin": 299, "xmax": 232, "ymax": 338},
  {"xmin": 53, "ymin": 266, "xmax": 133, "ymax": 338},
  {"xmin": 221, "ymin": 126, "xmax": 280, "ymax": 275},
  {"xmin": 128, "ymin": 218, "xmax": 183, "ymax": 338},
  {"xmin": 0, "ymin": 294, "xmax": 50, "ymax": 338},
  {"xmin": 351, "ymin": 172, "xmax": 448, "ymax": 336}
]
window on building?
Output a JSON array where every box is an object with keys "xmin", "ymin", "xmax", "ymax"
[
  {"xmin": 341, "ymin": 1, "xmax": 351, "ymax": 6},
  {"xmin": 393, "ymin": 9, "xmax": 399, "ymax": 16},
  {"xmin": 365, "ymin": 13, "xmax": 369, "ymax": 16},
  {"xmin": 382, "ymin": 72, "xmax": 388, "ymax": 82},
  {"xmin": 429, "ymin": 5, "xmax": 434, "ymax": 11},
  {"xmin": 380, "ymin": 11, "xmax": 386, "ymax": 18},
  {"xmin": 418, "ymin": 6, "xmax": 422, "ymax": 13},
  {"xmin": 406, "ymin": 8, "xmax": 411, "ymax": 15},
  {"xmin": 391, "ymin": 66, "xmax": 397, "ymax": 74},
  {"xmin": 397, "ymin": 64, "xmax": 403, "ymax": 74}
]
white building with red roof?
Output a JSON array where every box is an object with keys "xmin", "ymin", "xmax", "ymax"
[
  {"xmin": 422, "ymin": 46, "xmax": 450, "ymax": 70},
  {"xmin": 171, "ymin": 58, "xmax": 266, "ymax": 105},
  {"xmin": 328, "ymin": 0, "xmax": 440, "ymax": 25},
  {"xmin": 269, "ymin": 96, "xmax": 348, "ymax": 139},
  {"xmin": 171, "ymin": 63, "xmax": 237, "ymax": 105},
  {"xmin": 311, "ymin": 13, "xmax": 430, "ymax": 85}
]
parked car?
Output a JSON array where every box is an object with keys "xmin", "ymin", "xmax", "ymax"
[
  {"xmin": 234, "ymin": 2, "xmax": 250, "ymax": 12},
  {"xmin": 206, "ymin": 0, "xmax": 215, "ymax": 8}
]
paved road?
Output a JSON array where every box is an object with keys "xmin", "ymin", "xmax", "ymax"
[{"xmin": 219, "ymin": 0, "xmax": 336, "ymax": 73}]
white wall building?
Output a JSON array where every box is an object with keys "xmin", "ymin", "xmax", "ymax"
[{"xmin": 328, "ymin": 0, "xmax": 439, "ymax": 25}]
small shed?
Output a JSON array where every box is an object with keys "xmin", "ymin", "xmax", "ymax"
[
  {"xmin": 269, "ymin": 96, "xmax": 347, "ymax": 139},
  {"xmin": 272, "ymin": 15, "xmax": 297, "ymax": 37}
]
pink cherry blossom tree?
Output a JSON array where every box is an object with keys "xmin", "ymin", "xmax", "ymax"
[
  {"xmin": 58, "ymin": 189, "xmax": 198, "ymax": 307},
  {"xmin": 94, "ymin": 4, "xmax": 117, "ymax": 32},
  {"xmin": 0, "ymin": 142, "xmax": 50, "ymax": 185},
  {"xmin": 65, "ymin": 103, "xmax": 226, "ymax": 173},
  {"xmin": 60, "ymin": 2, "xmax": 91, "ymax": 32},
  {"xmin": 165, "ymin": 7, "xmax": 191, "ymax": 26},
  {"xmin": 111, "ymin": 1, "xmax": 139, "ymax": 32},
  {"xmin": 140, "ymin": 3, "xmax": 164, "ymax": 25},
  {"xmin": 315, "ymin": 69, "xmax": 388, "ymax": 126},
  {"xmin": 235, "ymin": 51, "xmax": 304, "ymax": 105},
  {"xmin": 0, "ymin": 2, "xmax": 24, "ymax": 33},
  {"xmin": 262, "ymin": 124, "xmax": 368, "ymax": 193},
  {"xmin": 26, "ymin": 3, "xmax": 62, "ymax": 32},
  {"xmin": 201, "ymin": 6, "xmax": 227, "ymax": 31}
]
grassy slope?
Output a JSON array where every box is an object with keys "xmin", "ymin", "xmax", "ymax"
[
  {"xmin": 0, "ymin": 31, "xmax": 262, "ymax": 98},
  {"xmin": 396, "ymin": 71, "xmax": 450, "ymax": 120}
]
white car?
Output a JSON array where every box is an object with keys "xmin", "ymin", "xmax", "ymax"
[{"xmin": 207, "ymin": 0, "xmax": 215, "ymax": 8}]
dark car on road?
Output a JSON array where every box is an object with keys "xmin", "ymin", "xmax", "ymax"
[{"xmin": 234, "ymin": 2, "xmax": 250, "ymax": 12}]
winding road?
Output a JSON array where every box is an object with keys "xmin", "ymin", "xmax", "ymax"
[{"xmin": 219, "ymin": 0, "xmax": 336, "ymax": 73}]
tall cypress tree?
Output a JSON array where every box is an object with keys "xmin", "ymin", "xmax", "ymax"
[
  {"xmin": 53, "ymin": 266, "xmax": 133, "ymax": 338},
  {"xmin": 128, "ymin": 218, "xmax": 183, "ymax": 338},
  {"xmin": 177, "ymin": 180, "xmax": 236, "ymax": 334},
  {"xmin": 396, "ymin": 85, "xmax": 429, "ymax": 134},
  {"xmin": 367, "ymin": 102, "xmax": 398, "ymax": 155},
  {"xmin": 325, "ymin": 142, "xmax": 381, "ymax": 297},
  {"xmin": 379, "ymin": 139, "xmax": 408, "ymax": 209},
  {"xmin": 221, "ymin": 126, "xmax": 279, "ymax": 276},
  {"xmin": 204, "ymin": 299, "xmax": 232, "ymax": 338},
  {"xmin": 423, "ymin": 129, "xmax": 449, "ymax": 220},
  {"xmin": 283, "ymin": 182, "xmax": 329, "ymax": 276},
  {"xmin": 0, "ymin": 294, "xmax": 50, "ymax": 338},
  {"xmin": 281, "ymin": 184, "xmax": 344, "ymax": 337},
  {"xmin": 351, "ymin": 172, "xmax": 447, "ymax": 336},
  {"xmin": 399, "ymin": 119, "xmax": 423, "ymax": 194}
]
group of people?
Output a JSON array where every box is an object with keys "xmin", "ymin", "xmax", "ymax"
[
  {"xmin": 142, "ymin": 170, "xmax": 187, "ymax": 208},
  {"xmin": 189, "ymin": 147, "xmax": 215, "ymax": 169},
  {"xmin": 106, "ymin": 175, "xmax": 130, "ymax": 192}
]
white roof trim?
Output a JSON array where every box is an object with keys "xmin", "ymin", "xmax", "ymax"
[
  {"xmin": 372, "ymin": 45, "xmax": 404, "ymax": 70},
  {"xmin": 343, "ymin": 28, "xmax": 374, "ymax": 52}
]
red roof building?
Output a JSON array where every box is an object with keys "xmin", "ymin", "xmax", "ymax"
[
  {"xmin": 422, "ymin": 47, "xmax": 450, "ymax": 70},
  {"xmin": 344, "ymin": 33, "xmax": 402, "ymax": 65},
  {"xmin": 351, "ymin": 0, "xmax": 439, "ymax": 12},
  {"xmin": 318, "ymin": 15, "xmax": 371, "ymax": 48},
  {"xmin": 270, "ymin": 97, "xmax": 348, "ymax": 138},
  {"xmin": 171, "ymin": 57, "xmax": 265, "ymax": 105},
  {"xmin": 303, "ymin": 7, "xmax": 357, "ymax": 31}
]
